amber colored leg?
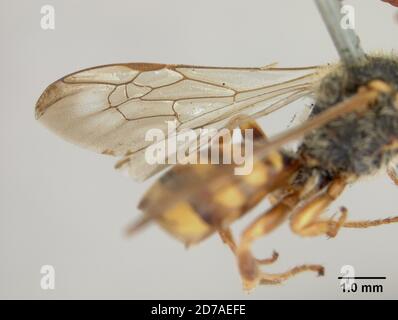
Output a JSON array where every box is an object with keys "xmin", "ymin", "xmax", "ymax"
[
  {"xmin": 342, "ymin": 217, "xmax": 398, "ymax": 229},
  {"xmin": 236, "ymin": 193, "xmax": 324, "ymax": 290},
  {"xmin": 289, "ymin": 172, "xmax": 398, "ymax": 232},
  {"xmin": 225, "ymin": 115, "xmax": 268, "ymax": 140},
  {"xmin": 259, "ymin": 264, "xmax": 325, "ymax": 285},
  {"xmin": 215, "ymin": 116, "xmax": 268, "ymax": 165},
  {"xmin": 337, "ymin": 165, "xmax": 398, "ymax": 230},
  {"xmin": 219, "ymin": 120, "xmax": 267, "ymax": 186},
  {"xmin": 218, "ymin": 228, "xmax": 237, "ymax": 253},
  {"xmin": 218, "ymin": 228, "xmax": 279, "ymax": 265},
  {"xmin": 290, "ymin": 178, "xmax": 347, "ymax": 238},
  {"xmin": 387, "ymin": 164, "xmax": 398, "ymax": 186}
]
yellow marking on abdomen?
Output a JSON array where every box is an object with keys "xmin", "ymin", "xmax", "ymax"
[
  {"xmin": 157, "ymin": 201, "xmax": 212, "ymax": 244},
  {"xmin": 214, "ymin": 185, "xmax": 246, "ymax": 209},
  {"xmin": 243, "ymin": 162, "xmax": 269, "ymax": 187}
]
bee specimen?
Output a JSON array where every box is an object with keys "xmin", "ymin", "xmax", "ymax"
[{"xmin": 36, "ymin": 52, "xmax": 398, "ymax": 290}]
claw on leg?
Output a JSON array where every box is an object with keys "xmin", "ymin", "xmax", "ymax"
[
  {"xmin": 237, "ymin": 242, "xmax": 324, "ymax": 290},
  {"xmin": 256, "ymin": 250, "xmax": 279, "ymax": 265},
  {"xmin": 327, "ymin": 206, "xmax": 348, "ymax": 238}
]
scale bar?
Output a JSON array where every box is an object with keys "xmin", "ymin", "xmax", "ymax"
[{"xmin": 338, "ymin": 277, "xmax": 386, "ymax": 280}]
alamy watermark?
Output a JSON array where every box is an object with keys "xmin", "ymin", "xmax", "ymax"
[{"xmin": 144, "ymin": 121, "xmax": 254, "ymax": 175}]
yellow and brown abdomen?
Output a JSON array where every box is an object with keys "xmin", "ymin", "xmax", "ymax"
[{"xmin": 138, "ymin": 151, "xmax": 295, "ymax": 246}]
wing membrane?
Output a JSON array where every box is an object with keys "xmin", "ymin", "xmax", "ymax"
[{"xmin": 36, "ymin": 63, "xmax": 320, "ymax": 180}]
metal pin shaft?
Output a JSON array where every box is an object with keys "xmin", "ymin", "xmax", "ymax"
[{"xmin": 314, "ymin": 0, "xmax": 366, "ymax": 66}]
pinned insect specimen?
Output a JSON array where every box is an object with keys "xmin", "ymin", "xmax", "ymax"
[{"xmin": 36, "ymin": 1, "xmax": 398, "ymax": 290}]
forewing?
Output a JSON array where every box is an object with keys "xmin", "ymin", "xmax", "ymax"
[{"xmin": 36, "ymin": 62, "xmax": 319, "ymax": 180}]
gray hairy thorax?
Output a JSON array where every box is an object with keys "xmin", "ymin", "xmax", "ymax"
[{"xmin": 298, "ymin": 55, "xmax": 398, "ymax": 180}]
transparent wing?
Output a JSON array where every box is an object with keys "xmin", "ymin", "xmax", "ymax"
[{"xmin": 36, "ymin": 62, "xmax": 320, "ymax": 180}]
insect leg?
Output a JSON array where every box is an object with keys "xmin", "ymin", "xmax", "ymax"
[
  {"xmin": 236, "ymin": 192, "xmax": 324, "ymax": 290},
  {"xmin": 332, "ymin": 170, "xmax": 398, "ymax": 229},
  {"xmin": 387, "ymin": 163, "xmax": 398, "ymax": 186},
  {"xmin": 225, "ymin": 114, "xmax": 267, "ymax": 140},
  {"xmin": 218, "ymin": 228, "xmax": 237, "ymax": 253},
  {"xmin": 290, "ymin": 178, "xmax": 347, "ymax": 238},
  {"xmin": 218, "ymin": 228, "xmax": 279, "ymax": 265},
  {"xmin": 342, "ymin": 216, "xmax": 398, "ymax": 229},
  {"xmin": 212, "ymin": 116, "xmax": 267, "ymax": 164},
  {"xmin": 220, "ymin": 118, "xmax": 282, "ymax": 261}
]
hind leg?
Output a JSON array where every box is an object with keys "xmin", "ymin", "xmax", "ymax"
[
  {"xmin": 218, "ymin": 228, "xmax": 279, "ymax": 265},
  {"xmin": 218, "ymin": 118, "xmax": 279, "ymax": 261},
  {"xmin": 290, "ymin": 178, "xmax": 347, "ymax": 238},
  {"xmin": 335, "ymin": 167, "xmax": 398, "ymax": 230},
  {"xmin": 290, "ymin": 175, "xmax": 398, "ymax": 234},
  {"xmin": 387, "ymin": 162, "xmax": 398, "ymax": 185},
  {"xmin": 342, "ymin": 217, "xmax": 398, "ymax": 229},
  {"xmin": 224, "ymin": 115, "xmax": 268, "ymax": 142},
  {"xmin": 236, "ymin": 192, "xmax": 324, "ymax": 290}
]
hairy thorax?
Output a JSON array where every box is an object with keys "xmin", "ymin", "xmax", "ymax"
[{"xmin": 298, "ymin": 54, "xmax": 398, "ymax": 179}]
